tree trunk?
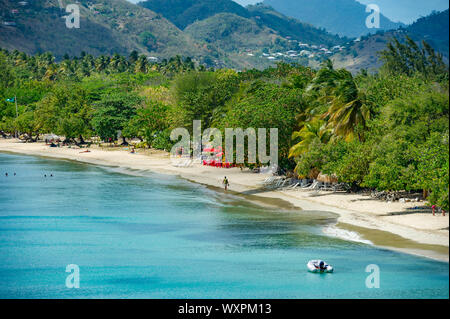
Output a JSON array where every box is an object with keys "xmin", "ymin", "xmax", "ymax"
[
  {"xmin": 79, "ymin": 135, "xmax": 86, "ymax": 145},
  {"xmin": 31, "ymin": 133, "xmax": 40, "ymax": 142},
  {"xmin": 121, "ymin": 136, "xmax": 128, "ymax": 146}
]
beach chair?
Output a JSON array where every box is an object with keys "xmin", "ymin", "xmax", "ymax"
[
  {"xmin": 302, "ymin": 180, "xmax": 314, "ymax": 189},
  {"xmin": 304, "ymin": 180, "xmax": 319, "ymax": 190},
  {"xmin": 333, "ymin": 183, "xmax": 350, "ymax": 192},
  {"xmin": 265, "ymin": 177, "xmax": 282, "ymax": 189},
  {"xmin": 275, "ymin": 178, "xmax": 286, "ymax": 188},
  {"xmin": 278, "ymin": 179, "xmax": 289, "ymax": 189},
  {"xmin": 300, "ymin": 179, "xmax": 311, "ymax": 188},
  {"xmin": 285, "ymin": 182, "xmax": 300, "ymax": 190},
  {"xmin": 321, "ymin": 182, "xmax": 334, "ymax": 192}
]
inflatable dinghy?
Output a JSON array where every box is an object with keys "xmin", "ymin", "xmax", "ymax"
[{"xmin": 307, "ymin": 260, "xmax": 334, "ymax": 273}]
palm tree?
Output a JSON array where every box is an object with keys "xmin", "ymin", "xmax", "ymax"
[
  {"xmin": 289, "ymin": 118, "xmax": 332, "ymax": 158},
  {"xmin": 95, "ymin": 55, "xmax": 109, "ymax": 72},
  {"xmin": 324, "ymin": 91, "xmax": 370, "ymax": 142},
  {"xmin": 135, "ymin": 55, "xmax": 149, "ymax": 73},
  {"xmin": 307, "ymin": 61, "xmax": 370, "ymax": 141},
  {"xmin": 43, "ymin": 64, "xmax": 59, "ymax": 81}
]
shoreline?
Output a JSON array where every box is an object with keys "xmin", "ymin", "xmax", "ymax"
[{"xmin": 0, "ymin": 139, "xmax": 448, "ymax": 262}]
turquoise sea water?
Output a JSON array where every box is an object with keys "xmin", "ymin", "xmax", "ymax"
[{"xmin": 0, "ymin": 153, "xmax": 448, "ymax": 299}]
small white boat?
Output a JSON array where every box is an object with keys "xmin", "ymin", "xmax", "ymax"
[{"xmin": 307, "ymin": 260, "xmax": 334, "ymax": 273}]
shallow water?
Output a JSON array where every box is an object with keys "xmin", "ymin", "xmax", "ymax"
[{"xmin": 0, "ymin": 153, "xmax": 448, "ymax": 299}]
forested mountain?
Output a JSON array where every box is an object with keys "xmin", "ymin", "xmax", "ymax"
[
  {"xmin": 263, "ymin": 0, "xmax": 403, "ymax": 37},
  {"xmin": 332, "ymin": 10, "xmax": 449, "ymax": 73},
  {"xmin": 137, "ymin": 1, "xmax": 347, "ymax": 68},
  {"xmin": 0, "ymin": 0, "xmax": 213, "ymax": 61},
  {"xmin": 184, "ymin": 13, "xmax": 280, "ymax": 68},
  {"xmin": 407, "ymin": 10, "xmax": 449, "ymax": 57},
  {"xmin": 138, "ymin": 0, "xmax": 250, "ymax": 29},
  {"xmin": 1, "ymin": 0, "xmax": 447, "ymax": 71},
  {"xmin": 246, "ymin": 4, "xmax": 348, "ymax": 46},
  {"xmin": 138, "ymin": 1, "xmax": 345, "ymax": 45},
  {"xmin": 0, "ymin": 0, "xmax": 346, "ymax": 69}
]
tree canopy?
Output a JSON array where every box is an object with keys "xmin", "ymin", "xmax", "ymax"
[{"xmin": 0, "ymin": 41, "xmax": 448, "ymax": 209}]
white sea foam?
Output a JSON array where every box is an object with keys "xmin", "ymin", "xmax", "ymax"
[{"xmin": 322, "ymin": 225, "xmax": 373, "ymax": 245}]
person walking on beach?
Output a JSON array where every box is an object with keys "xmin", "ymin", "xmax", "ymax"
[
  {"xmin": 432, "ymin": 205, "xmax": 436, "ymax": 216},
  {"xmin": 223, "ymin": 176, "xmax": 230, "ymax": 191}
]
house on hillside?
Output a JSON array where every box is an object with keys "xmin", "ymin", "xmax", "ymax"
[{"xmin": 300, "ymin": 50, "xmax": 312, "ymax": 56}]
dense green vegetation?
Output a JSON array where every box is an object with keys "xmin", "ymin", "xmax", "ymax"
[{"xmin": 0, "ymin": 37, "xmax": 448, "ymax": 210}]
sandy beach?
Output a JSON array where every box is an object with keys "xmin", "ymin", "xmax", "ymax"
[{"xmin": 1, "ymin": 139, "xmax": 448, "ymax": 262}]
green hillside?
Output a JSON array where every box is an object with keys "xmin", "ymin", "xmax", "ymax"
[
  {"xmin": 185, "ymin": 13, "xmax": 287, "ymax": 52},
  {"xmin": 137, "ymin": 0, "xmax": 348, "ymax": 68},
  {"xmin": 407, "ymin": 10, "xmax": 449, "ymax": 57},
  {"xmin": 0, "ymin": 0, "xmax": 213, "ymax": 61},
  {"xmin": 1, "ymin": 0, "xmax": 349, "ymax": 69},
  {"xmin": 138, "ymin": 1, "xmax": 345, "ymax": 46},
  {"xmin": 138, "ymin": 0, "xmax": 250, "ymax": 29},
  {"xmin": 184, "ymin": 13, "xmax": 286, "ymax": 69},
  {"xmin": 332, "ymin": 10, "xmax": 449, "ymax": 73},
  {"xmin": 246, "ymin": 4, "xmax": 347, "ymax": 46}
]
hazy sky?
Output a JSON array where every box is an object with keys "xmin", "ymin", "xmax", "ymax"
[
  {"xmin": 233, "ymin": 0, "xmax": 259, "ymax": 5},
  {"xmin": 356, "ymin": 0, "xmax": 449, "ymax": 23},
  {"xmin": 126, "ymin": 0, "xmax": 449, "ymax": 24}
]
